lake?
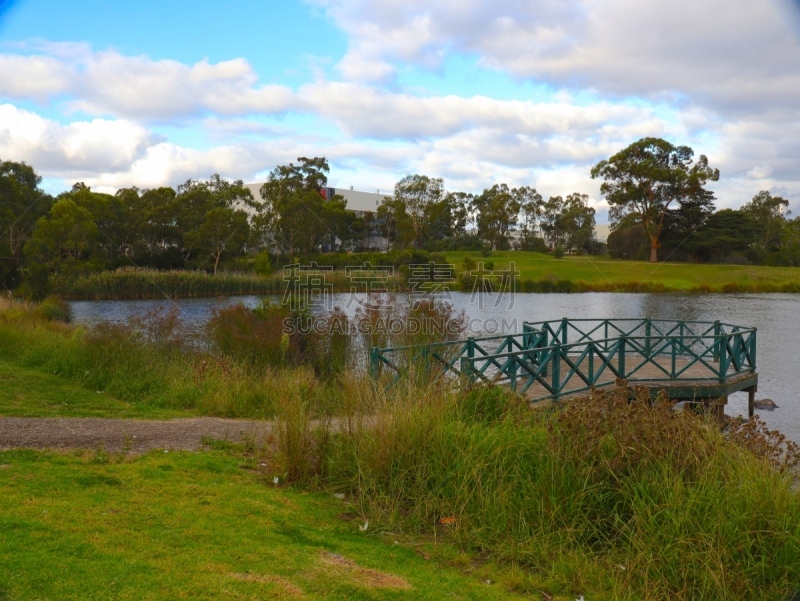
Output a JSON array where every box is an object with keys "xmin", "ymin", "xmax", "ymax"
[{"xmin": 70, "ymin": 292, "xmax": 800, "ymax": 439}]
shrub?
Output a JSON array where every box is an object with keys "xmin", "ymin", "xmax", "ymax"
[
  {"xmin": 207, "ymin": 302, "xmax": 293, "ymax": 367},
  {"xmin": 34, "ymin": 296, "xmax": 72, "ymax": 322}
]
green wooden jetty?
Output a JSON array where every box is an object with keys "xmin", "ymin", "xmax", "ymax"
[{"xmin": 369, "ymin": 318, "xmax": 758, "ymax": 417}]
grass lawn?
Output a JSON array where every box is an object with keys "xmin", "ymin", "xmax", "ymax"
[
  {"xmin": 0, "ymin": 448, "xmax": 530, "ymax": 601},
  {"xmin": 444, "ymin": 250, "xmax": 800, "ymax": 291},
  {"xmin": 0, "ymin": 360, "xmax": 193, "ymax": 419}
]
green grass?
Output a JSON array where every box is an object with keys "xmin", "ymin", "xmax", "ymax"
[
  {"xmin": 0, "ymin": 360, "xmax": 192, "ymax": 418},
  {"xmin": 0, "ymin": 448, "xmax": 526, "ymax": 600},
  {"xmin": 445, "ymin": 250, "xmax": 800, "ymax": 292},
  {"xmin": 0, "ymin": 302, "xmax": 335, "ymax": 419}
]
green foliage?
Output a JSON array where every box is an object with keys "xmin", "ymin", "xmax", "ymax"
[
  {"xmin": 378, "ymin": 175, "xmax": 468, "ymax": 250},
  {"xmin": 206, "ymin": 302, "xmax": 292, "ymax": 367},
  {"xmin": 184, "ymin": 206, "xmax": 250, "ymax": 274},
  {"xmin": 252, "ymin": 250, "xmax": 274, "ymax": 275},
  {"xmin": 0, "ymin": 160, "xmax": 52, "ymax": 289},
  {"xmin": 592, "ymin": 137, "xmax": 719, "ymax": 262},
  {"xmin": 34, "ymin": 296, "xmax": 72, "ymax": 323},
  {"xmin": 254, "ymin": 157, "xmax": 358, "ymax": 255},
  {"xmin": 472, "ymin": 184, "xmax": 520, "ymax": 250}
]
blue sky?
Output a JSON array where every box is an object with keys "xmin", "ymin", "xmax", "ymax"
[{"xmin": 1, "ymin": 0, "xmax": 800, "ymax": 221}]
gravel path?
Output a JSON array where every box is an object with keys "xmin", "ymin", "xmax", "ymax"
[{"xmin": 0, "ymin": 417, "xmax": 273, "ymax": 453}]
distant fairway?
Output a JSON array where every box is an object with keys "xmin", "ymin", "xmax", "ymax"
[{"xmin": 444, "ymin": 251, "xmax": 800, "ymax": 292}]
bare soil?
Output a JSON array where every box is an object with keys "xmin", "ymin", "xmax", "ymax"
[{"xmin": 0, "ymin": 417, "xmax": 272, "ymax": 453}]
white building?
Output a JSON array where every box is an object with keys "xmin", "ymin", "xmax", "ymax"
[{"xmin": 244, "ymin": 183, "xmax": 389, "ymax": 250}]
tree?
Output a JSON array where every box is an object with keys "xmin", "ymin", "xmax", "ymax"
[
  {"xmin": 376, "ymin": 197, "xmax": 413, "ymax": 249},
  {"xmin": 540, "ymin": 195, "xmax": 565, "ymax": 248},
  {"xmin": 516, "ymin": 186, "xmax": 544, "ymax": 246},
  {"xmin": 257, "ymin": 157, "xmax": 345, "ymax": 256},
  {"xmin": 472, "ymin": 184, "xmax": 520, "ymax": 250},
  {"xmin": 64, "ymin": 183, "xmax": 129, "ymax": 266},
  {"xmin": 116, "ymin": 186, "xmax": 183, "ymax": 268},
  {"xmin": 0, "ymin": 160, "xmax": 52, "ymax": 287},
  {"xmin": 393, "ymin": 175, "xmax": 446, "ymax": 249},
  {"xmin": 177, "ymin": 175, "xmax": 253, "ymax": 263},
  {"xmin": 689, "ymin": 209, "xmax": 756, "ymax": 263},
  {"xmin": 658, "ymin": 191, "xmax": 716, "ymax": 262},
  {"xmin": 23, "ymin": 198, "xmax": 100, "ymax": 295},
  {"xmin": 184, "ymin": 207, "xmax": 250, "ymax": 274},
  {"xmin": 741, "ymin": 190, "xmax": 789, "ymax": 262},
  {"xmin": 591, "ymin": 137, "xmax": 719, "ymax": 262},
  {"xmin": 378, "ymin": 178, "xmax": 467, "ymax": 250},
  {"xmin": 560, "ymin": 193, "xmax": 596, "ymax": 254}
]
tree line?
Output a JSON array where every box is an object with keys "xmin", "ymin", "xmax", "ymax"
[
  {"xmin": 1, "ymin": 136, "xmax": 795, "ymax": 295},
  {"xmin": 0, "ymin": 156, "xmax": 598, "ymax": 295}
]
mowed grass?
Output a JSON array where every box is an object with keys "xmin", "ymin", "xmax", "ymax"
[
  {"xmin": 445, "ymin": 250, "xmax": 800, "ymax": 291},
  {"xmin": 0, "ymin": 360, "xmax": 193, "ymax": 419},
  {"xmin": 0, "ymin": 448, "xmax": 527, "ymax": 601}
]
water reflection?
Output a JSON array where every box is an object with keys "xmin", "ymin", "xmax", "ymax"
[{"xmin": 69, "ymin": 293, "xmax": 800, "ymax": 440}]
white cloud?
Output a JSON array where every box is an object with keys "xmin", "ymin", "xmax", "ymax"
[
  {"xmin": 309, "ymin": 0, "xmax": 800, "ymax": 116},
  {"xmin": 2, "ymin": 0, "xmax": 800, "ymax": 212},
  {"xmin": 0, "ymin": 44, "xmax": 295, "ymax": 121},
  {"xmin": 0, "ymin": 104, "xmax": 156, "ymax": 174}
]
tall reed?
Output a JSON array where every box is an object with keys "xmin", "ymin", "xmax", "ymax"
[{"xmin": 304, "ymin": 380, "xmax": 800, "ymax": 601}]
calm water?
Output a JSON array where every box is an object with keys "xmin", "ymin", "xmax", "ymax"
[{"xmin": 70, "ymin": 293, "xmax": 800, "ymax": 439}]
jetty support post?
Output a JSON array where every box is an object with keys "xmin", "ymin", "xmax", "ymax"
[{"xmin": 747, "ymin": 385, "xmax": 757, "ymax": 418}]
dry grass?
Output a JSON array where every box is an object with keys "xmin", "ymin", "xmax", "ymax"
[{"xmin": 317, "ymin": 552, "xmax": 412, "ymax": 590}]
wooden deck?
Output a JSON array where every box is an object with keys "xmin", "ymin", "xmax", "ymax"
[{"xmin": 514, "ymin": 354, "xmax": 758, "ymax": 415}]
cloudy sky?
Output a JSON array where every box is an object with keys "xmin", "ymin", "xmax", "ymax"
[{"xmin": 1, "ymin": 0, "xmax": 799, "ymax": 221}]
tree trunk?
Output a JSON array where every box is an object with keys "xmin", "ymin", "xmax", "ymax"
[
  {"xmin": 213, "ymin": 252, "xmax": 221, "ymax": 275},
  {"xmin": 649, "ymin": 236, "xmax": 659, "ymax": 263}
]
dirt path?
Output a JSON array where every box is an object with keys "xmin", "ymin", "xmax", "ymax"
[{"xmin": 0, "ymin": 417, "xmax": 273, "ymax": 453}]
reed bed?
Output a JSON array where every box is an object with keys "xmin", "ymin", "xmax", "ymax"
[{"xmin": 50, "ymin": 267, "xmax": 406, "ymax": 300}]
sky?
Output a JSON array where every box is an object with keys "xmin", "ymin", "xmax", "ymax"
[{"xmin": 1, "ymin": 0, "xmax": 800, "ymax": 222}]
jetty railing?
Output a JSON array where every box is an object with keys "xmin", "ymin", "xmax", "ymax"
[{"xmin": 369, "ymin": 318, "xmax": 757, "ymax": 401}]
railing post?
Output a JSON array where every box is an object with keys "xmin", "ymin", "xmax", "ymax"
[
  {"xmin": 467, "ymin": 337, "xmax": 475, "ymax": 359},
  {"xmin": 460, "ymin": 357, "xmax": 475, "ymax": 383},
  {"xmin": 541, "ymin": 330, "xmax": 548, "ymax": 377},
  {"xmin": 713, "ymin": 320, "xmax": 720, "ymax": 362},
  {"xmin": 680, "ymin": 321, "xmax": 685, "ymax": 352},
  {"xmin": 671, "ymin": 338, "xmax": 676, "ymax": 379},
  {"xmin": 618, "ymin": 335, "xmax": 626, "ymax": 377},
  {"xmin": 645, "ymin": 318, "xmax": 652, "ymax": 358},
  {"xmin": 750, "ymin": 329, "xmax": 757, "ymax": 371},
  {"xmin": 552, "ymin": 342, "xmax": 561, "ymax": 399},
  {"xmin": 588, "ymin": 342, "xmax": 595, "ymax": 386},
  {"xmin": 509, "ymin": 355, "xmax": 518, "ymax": 393},
  {"xmin": 718, "ymin": 331, "xmax": 727, "ymax": 382},
  {"xmin": 561, "ymin": 317, "xmax": 568, "ymax": 345}
]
